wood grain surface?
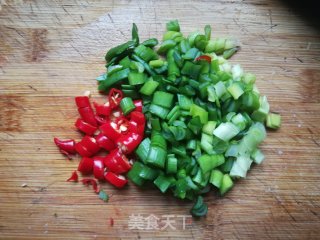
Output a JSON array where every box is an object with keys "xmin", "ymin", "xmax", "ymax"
[{"xmin": 1, "ymin": 0, "xmax": 320, "ymax": 239}]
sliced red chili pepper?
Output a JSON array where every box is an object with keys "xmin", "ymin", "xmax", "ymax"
[
  {"xmin": 75, "ymin": 96, "xmax": 90, "ymax": 108},
  {"xmin": 95, "ymin": 133, "xmax": 116, "ymax": 151},
  {"xmin": 78, "ymin": 107, "xmax": 97, "ymax": 127},
  {"xmin": 104, "ymin": 149, "xmax": 131, "ymax": 174},
  {"xmin": 133, "ymin": 100, "xmax": 143, "ymax": 112},
  {"xmin": 81, "ymin": 178, "xmax": 99, "ymax": 193},
  {"xmin": 79, "ymin": 136, "xmax": 100, "ymax": 155},
  {"xmin": 78, "ymin": 157, "xmax": 94, "ymax": 174},
  {"xmin": 59, "ymin": 149, "xmax": 73, "ymax": 160},
  {"xmin": 117, "ymin": 132, "xmax": 143, "ymax": 154},
  {"xmin": 75, "ymin": 118, "xmax": 97, "ymax": 135},
  {"xmin": 54, "ymin": 137, "xmax": 76, "ymax": 154},
  {"xmin": 93, "ymin": 156, "xmax": 105, "ymax": 180},
  {"xmin": 128, "ymin": 121, "xmax": 145, "ymax": 136},
  {"xmin": 100, "ymin": 121, "xmax": 122, "ymax": 142},
  {"xmin": 104, "ymin": 172, "xmax": 128, "ymax": 188},
  {"xmin": 129, "ymin": 111, "xmax": 146, "ymax": 125},
  {"xmin": 115, "ymin": 117, "xmax": 130, "ymax": 134},
  {"xmin": 109, "ymin": 108, "xmax": 124, "ymax": 122},
  {"xmin": 75, "ymin": 142, "xmax": 93, "ymax": 157},
  {"xmin": 95, "ymin": 115, "xmax": 108, "ymax": 126},
  {"xmin": 108, "ymin": 88, "xmax": 123, "ymax": 109},
  {"xmin": 94, "ymin": 102, "xmax": 111, "ymax": 116},
  {"xmin": 195, "ymin": 55, "xmax": 212, "ymax": 63},
  {"xmin": 67, "ymin": 171, "xmax": 78, "ymax": 182}
]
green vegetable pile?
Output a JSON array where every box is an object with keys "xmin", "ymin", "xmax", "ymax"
[{"xmin": 97, "ymin": 20, "xmax": 281, "ymax": 217}]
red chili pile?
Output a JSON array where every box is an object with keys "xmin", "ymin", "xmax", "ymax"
[{"xmin": 54, "ymin": 88, "xmax": 145, "ymax": 191}]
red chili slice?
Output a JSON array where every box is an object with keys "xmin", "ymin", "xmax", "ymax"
[
  {"xmin": 54, "ymin": 138, "xmax": 76, "ymax": 154},
  {"xmin": 195, "ymin": 55, "xmax": 211, "ymax": 63},
  {"xmin": 100, "ymin": 121, "xmax": 122, "ymax": 142},
  {"xmin": 75, "ymin": 118, "xmax": 97, "ymax": 135},
  {"xmin": 104, "ymin": 172, "xmax": 128, "ymax": 188},
  {"xmin": 79, "ymin": 136, "xmax": 100, "ymax": 155},
  {"xmin": 78, "ymin": 157, "xmax": 94, "ymax": 174},
  {"xmin": 75, "ymin": 142, "xmax": 93, "ymax": 157},
  {"xmin": 81, "ymin": 178, "xmax": 99, "ymax": 193},
  {"xmin": 117, "ymin": 132, "xmax": 143, "ymax": 154},
  {"xmin": 95, "ymin": 133, "xmax": 116, "ymax": 151},
  {"xmin": 93, "ymin": 157, "xmax": 105, "ymax": 180},
  {"xmin": 94, "ymin": 102, "xmax": 111, "ymax": 116},
  {"xmin": 129, "ymin": 111, "xmax": 145, "ymax": 125},
  {"xmin": 104, "ymin": 149, "xmax": 131, "ymax": 174},
  {"xmin": 75, "ymin": 96, "xmax": 90, "ymax": 108},
  {"xmin": 67, "ymin": 171, "xmax": 78, "ymax": 182},
  {"xmin": 108, "ymin": 88, "xmax": 123, "ymax": 109},
  {"xmin": 95, "ymin": 115, "xmax": 108, "ymax": 126},
  {"xmin": 78, "ymin": 107, "xmax": 97, "ymax": 127}
]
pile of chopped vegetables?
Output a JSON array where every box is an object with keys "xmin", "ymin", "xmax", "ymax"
[
  {"xmin": 54, "ymin": 20, "xmax": 281, "ymax": 217},
  {"xmin": 54, "ymin": 89, "xmax": 145, "ymax": 192}
]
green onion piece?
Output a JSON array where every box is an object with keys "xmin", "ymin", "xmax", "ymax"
[
  {"xmin": 120, "ymin": 97, "xmax": 136, "ymax": 115},
  {"xmin": 163, "ymin": 31, "xmax": 183, "ymax": 42},
  {"xmin": 135, "ymin": 138, "xmax": 151, "ymax": 164},
  {"xmin": 166, "ymin": 105, "xmax": 180, "ymax": 121},
  {"xmin": 243, "ymin": 73, "xmax": 256, "ymax": 84},
  {"xmin": 154, "ymin": 175, "xmax": 173, "ymax": 193},
  {"xmin": 190, "ymin": 196, "xmax": 208, "ymax": 217},
  {"xmin": 131, "ymin": 54, "xmax": 156, "ymax": 76},
  {"xmin": 149, "ymin": 59, "xmax": 165, "ymax": 68},
  {"xmin": 132, "ymin": 23, "xmax": 139, "ymax": 45},
  {"xmin": 139, "ymin": 165, "xmax": 159, "ymax": 180},
  {"xmin": 190, "ymin": 104, "xmax": 208, "ymax": 124},
  {"xmin": 146, "ymin": 146, "xmax": 167, "ymax": 169},
  {"xmin": 158, "ymin": 40, "xmax": 177, "ymax": 54},
  {"xmin": 149, "ymin": 104, "xmax": 169, "ymax": 119},
  {"xmin": 130, "ymin": 61, "xmax": 144, "ymax": 73},
  {"xmin": 166, "ymin": 20, "xmax": 180, "ymax": 32},
  {"xmin": 152, "ymin": 91, "xmax": 174, "ymax": 108},
  {"xmin": 266, "ymin": 113, "xmax": 281, "ymax": 129},
  {"xmin": 127, "ymin": 162, "xmax": 146, "ymax": 186},
  {"xmin": 119, "ymin": 56, "xmax": 131, "ymax": 68},
  {"xmin": 187, "ymin": 116, "xmax": 203, "ymax": 135},
  {"xmin": 105, "ymin": 40, "xmax": 135, "ymax": 62},
  {"xmin": 227, "ymin": 82, "xmax": 244, "ymax": 100},
  {"xmin": 141, "ymin": 38, "xmax": 159, "ymax": 48},
  {"xmin": 197, "ymin": 154, "xmax": 225, "ymax": 174},
  {"xmin": 251, "ymin": 149, "xmax": 265, "ymax": 164},
  {"xmin": 171, "ymin": 145, "xmax": 187, "ymax": 157},
  {"xmin": 128, "ymin": 72, "xmax": 146, "ymax": 85},
  {"xmin": 213, "ymin": 122, "xmax": 240, "ymax": 142},
  {"xmin": 177, "ymin": 94, "xmax": 193, "ymax": 110},
  {"xmin": 204, "ymin": 25, "xmax": 211, "ymax": 41},
  {"xmin": 194, "ymin": 34, "xmax": 207, "ymax": 51},
  {"xmin": 186, "ymin": 139, "xmax": 197, "ymax": 151},
  {"xmin": 134, "ymin": 44, "xmax": 158, "ymax": 62},
  {"xmin": 139, "ymin": 79, "xmax": 159, "ymax": 95},
  {"xmin": 202, "ymin": 121, "xmax": 217, "ymax": 135},
  {"xmin": 150, "ymin": 117, "xmax": 161, "ymax": 131},
  {"xmin": 220, "ymin": 174, "xmax": 233, "ymax": 195},
  {"xmin": 107, "ymin": 65, "xmax": 123, "ymax": 76},
  {"xmin": 210, "ymin": 169, "xmax": 224, "ymax": 188},
  {"xmin": 223, "ymin": 47, "xmax": 239, "ymax": 59},
  {"xmin": 174, "ymin": 178, "xmax": 189, "ymax": 199},
  {"xmin": 166, "ymin": 155, "xmax": 178, "ymax": 174},
  {"xmin": 251, "ymin": 96, "xmax": 270, "ymax": 122},
  {"xmin": 99, "ymin": 68, "xmax": 130, "ymax": 90},
  {"xmin": 219, "ymin": 158, "xmax": 234, "ymax": 173},
  {"xmin": 151, "ymin": 132, "xmax": 167, "ymax": 150},
  {"xmin": 181, "ymin": 61, "xmax": 202, "ymax": 79}
]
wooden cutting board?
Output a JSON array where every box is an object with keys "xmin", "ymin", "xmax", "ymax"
[{"xmin": 1, "ymin": 0, "xmax": 319, "ymax": 239}]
